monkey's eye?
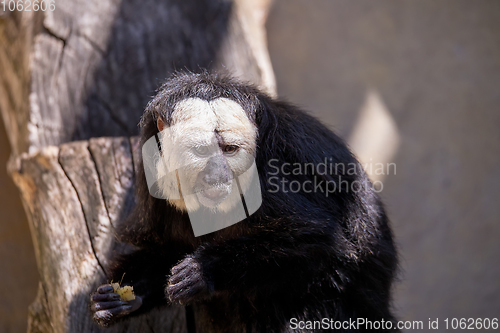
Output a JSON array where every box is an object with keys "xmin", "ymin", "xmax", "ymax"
[
  {"xmin": 224, "ymin": 145, "xmax": 239, "ymax": 155},
  {"xmin": 193, "ymin": 146, "xmax": 210, "ymax": 157}
]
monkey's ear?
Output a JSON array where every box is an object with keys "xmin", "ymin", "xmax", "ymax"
[{"xmin": 157, "ymin": 117, "xmax": 165, "ymax": 132}]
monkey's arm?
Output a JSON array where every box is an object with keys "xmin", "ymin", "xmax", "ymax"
[
  {"xmin": 167, "ymin": 214, "xmax": 358, "ymax": 304},
  {"xmin": 90, "ymin": 247, "xmax": 170, "ymax": 326},
  {"xmin": 167, "ymin": 206, "xmax": 396, "ymax": 308},
  {"xmin": 204, "ymin": 225, "xmax": 340, "ymax": 288}
]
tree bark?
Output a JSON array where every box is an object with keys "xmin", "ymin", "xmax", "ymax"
[{"xmin": 1, "ymin": 0, "xmax": 276, "ymax": 331}]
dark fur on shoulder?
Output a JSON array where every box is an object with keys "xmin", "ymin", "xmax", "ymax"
[{"xmin": 94, "ymin": 72, "xmax": 399, "ymax": 332}]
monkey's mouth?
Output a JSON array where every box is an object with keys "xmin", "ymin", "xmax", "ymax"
[{"xmin": 195, "ymin": 183, "xmax": 232, "ymax": 208}]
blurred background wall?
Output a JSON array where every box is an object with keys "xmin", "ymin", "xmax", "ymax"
[
  {"xmin": 0, "ymin": 115, "xmax": 39, "ymax": 333},
  {"xmin": 266, "ymin": 0, "xmax": 500, "ymax": 328},
  {"xmin": 0, "ymin": 0, "xmax": 499, "ymax": 332}
]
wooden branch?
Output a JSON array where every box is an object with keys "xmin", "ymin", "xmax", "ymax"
[{"xmin": 0, "ymin": 9, "xmax": 42, "ymax": 156}]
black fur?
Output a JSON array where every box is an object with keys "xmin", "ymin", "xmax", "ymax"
[{"xmin": 91, "ymin": 72, "xmax": 399, "ymax": 332}]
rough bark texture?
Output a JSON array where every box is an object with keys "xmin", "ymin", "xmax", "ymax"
[{"xmin": 1, "ymin": 0, "xmax": 275, "ymax": 331}]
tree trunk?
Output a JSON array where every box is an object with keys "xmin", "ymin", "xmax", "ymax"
[{"xmin": 0, "ymin": 0, "xmax": 275, "ymax": 331}]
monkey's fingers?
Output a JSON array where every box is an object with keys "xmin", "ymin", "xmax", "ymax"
[
  {"xmin": 171, "ymin": 257, "xmax": 197, "ymax": 275},
  {"xmin": 167, "ymin": 277, "xmax": 207, "ymax": 305},
  {"xmin": 93, "ymin": 306, "xmax": 131, "ymax": 327},
  {"xmin": 169, "ymin": 265, "xmax": 197, "ymax": 285},
  {"xmin": 91, "ymin": 292, "xmax": 120, "ymax": 302},
  {"xmin": 91, "ymin": 300, "xmax": 125, "ymax": 312},
  {"xmin": 92, "ymin": 296, "xmax": 143, "ymax": 326},
  {"xmin": 97, "ymin": 284, "xmax": 115, "ymax": 294}
]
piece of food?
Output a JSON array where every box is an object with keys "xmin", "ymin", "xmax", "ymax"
[{"xmin": 112, "ymin": 282, "xmax": 136, "ymax": 301}]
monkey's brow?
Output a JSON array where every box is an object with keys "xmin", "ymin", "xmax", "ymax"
[{"xmin": 214, "ymin": 131, "xmax": 225, "ymax": 145}]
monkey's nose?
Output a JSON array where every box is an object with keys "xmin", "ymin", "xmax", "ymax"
[
  {"xmin": 202, "ymin": 171, "xmax": 232, "ymax": 186},
  {"xmin": 203, "ymin": 156, "xmax": 233, "ymax": 185}
]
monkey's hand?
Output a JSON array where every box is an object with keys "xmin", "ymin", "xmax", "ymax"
[
  {"xmin": 166, "ymin": 256, "xmax": 209, "ymax": 305},
  {"xmin": 90, "ymin": 284, "xmax": 142, "ymax": 327}
]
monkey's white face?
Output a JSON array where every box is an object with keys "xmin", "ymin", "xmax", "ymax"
[{"xmin": 156, "ymin": 97, "xmax": 257, "ymax": 212}]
